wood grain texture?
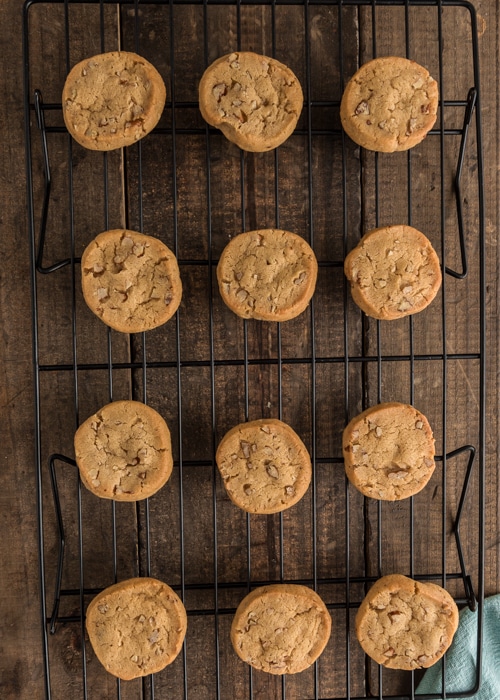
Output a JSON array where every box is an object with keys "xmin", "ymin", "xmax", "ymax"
[{"xmin": 1, "ymin": 1, "xmax": 498, "ymax": 699}]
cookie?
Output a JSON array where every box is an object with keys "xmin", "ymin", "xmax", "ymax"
[
  {"xmin": 340, "ymin": 56, "xmax": 438, "ymax": 152},
  {"xmin": 62, "ymin": 51, "xmax": 166, "ymax": 150},
  {"xmin": 355, "ymin": 574, "xmax": 459, "ymax": 670},
  {"xmin": 199, "ymin": 51, "xmax": 303, "ymax": 151},
  {"xmin": 231, "ymin": 584, "xmax": 331, "ymax": 674},
  {"xmin": 217, "ymin": 229, "xmax": 317, "ymax": 321},
  {"xmin": 343, "ymin": 402, "xmax": 435, "ymax": 501},
  {"xmin": 74, "ymin": 400, "xmax": 173, "ymax": 501},
  {"xmin": 86, "ymin": 577, "xmax": 187, "ymax": 680},
  {"xmin": 216, "ymin": 418, "xmax": 312, "ymax": 514},
  {"xmin": 344, "ymin": 225, "xmax": 441, "ymax": 320},
  {"xmin": 81, "ymin": 229, "xmax": 182, "ymax": 333}
]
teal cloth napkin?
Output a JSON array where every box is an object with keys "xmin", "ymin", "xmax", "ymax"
[{"xmin": 417, "ymin": 595, "xmax": 500, "ymax": 698}]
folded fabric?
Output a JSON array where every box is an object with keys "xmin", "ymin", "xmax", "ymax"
[{"xmin": 417, "ymin": 595, "xmax": 500, "ymax": 699}]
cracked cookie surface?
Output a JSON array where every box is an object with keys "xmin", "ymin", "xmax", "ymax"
[
  {"xmin": 355, "ymin": 574, "xmax": 459, "ymax": 670},
  {"xmin": 62, "ymin": 51, "xmax": 166, "ymax": 150},
  {"xmin": 340, "ymin": 56, "xmax": 438, "ymax": 152},
  {"xmin": 86, "ymin": 577, "xmax": 187, "ymax": 680},
  {"xmin": 199, "ymin": 51, "xmax": 303, "ymax": 151},
  {"xmin": 344, "ymin": 225, "xmax": 441, "ymax": 320},
  {"xmin": 217, "ymin": 229, "xmax": 317, "ymax": 321},
  {"xmin": 231, "ymin": 584, "xmax": 331, "ymax": 674},
  {"xmin": 74, "ymin": 400, "xmax": 173, "ymax": 501},
  {"xmin": 81, "ymin": 228, "xmax": 182, "ymax": 333},
  {"xmin": 216, "ymin": 418, "xmax": 312, "ymax": 514},
  {"xmin": 343, "ymin": 402, "xmax": 435, "ymax": 501}
]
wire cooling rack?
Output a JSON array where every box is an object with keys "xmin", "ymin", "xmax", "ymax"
[{"xmin": 23, "ymin": 1, "xmax": 485, "ymax": 698}]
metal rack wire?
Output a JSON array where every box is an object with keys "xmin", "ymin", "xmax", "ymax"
[{"xmin": 24, "ymin": 1, "xmax": 485, "ymax": 698}]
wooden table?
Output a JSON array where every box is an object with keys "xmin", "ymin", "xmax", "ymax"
[{"xmin": 2, "ymin": 1, "xmax": 498, "ymax": 698}]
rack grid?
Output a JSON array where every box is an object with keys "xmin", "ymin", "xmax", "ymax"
[{"xmin": 23, "ymin": 1, "xmax": 485, "ymax": 698}]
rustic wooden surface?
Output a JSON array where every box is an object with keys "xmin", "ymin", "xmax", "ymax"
[{"xmin": 1, "ymin": 0, "xmax": 498, "ymax": 699}]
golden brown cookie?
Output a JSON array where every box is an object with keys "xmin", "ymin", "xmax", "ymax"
[
  {"xmin": 340, "ymin": 56, "xmax": 438, "ymax": 152},
  {"xmin": 86, "ymin": 577, "xmax": 187, "ymax": 680},
  {"xmin": 81, "ymin": 229, "xmax": 182, "ymax": 333},
  {"xmin": 355, "ymin": 574, "xmax": 459, "ymax": 670},
  {"xmin": 62, "ymin": 51, "xmax": 166, "ymax": 150},
  {"xmin": 74, "ymin": 400, "xmax": 173, "ymax": 501},
  {"xmin": 199, "ymin": 51, "xmax": 303, "ymax": 151},
  {"xmin": 343, "ymin": 402, "xmax": 435, "ymax": 501},
  {"xmin": 231, "ymin": 584, "xmax": 331, "ymax": 674},
  {"xmin": 344, "ymin": 225, "xmax": 441, "ymax": 320},
  {"xmin": 217, "ymin": 229, "xmax": 317, "ymax": 321},
  {"xmin": 216, "ymin": 418, "xmax": 311, "ymax": 514}
]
